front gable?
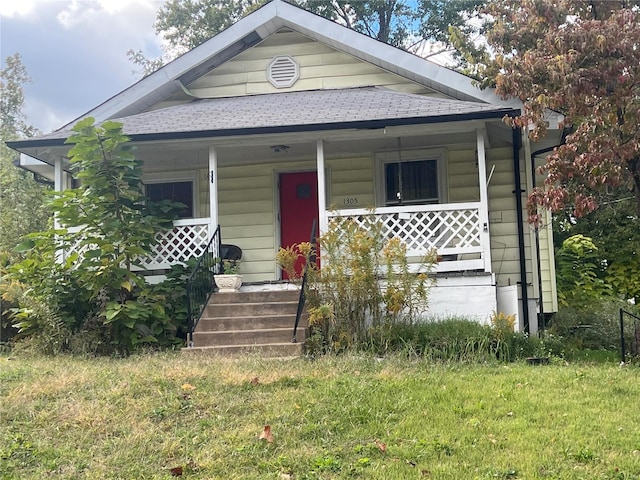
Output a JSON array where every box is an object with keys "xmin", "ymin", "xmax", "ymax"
[
  {"xmin": 52, "ymin": 0, "xmax": 528, "ymax": 129},
  {"xmin": 152, "ymin": 29, "xmax": 443, "ymax": 111}
]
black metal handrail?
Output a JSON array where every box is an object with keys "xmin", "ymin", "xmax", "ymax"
[
  {"xmin": 619, "ymin": 308, "xmax": 640, "ymax": 363},
  {"xmin": 186, "ymin": 225, "xmax": 221, "ymax": 347},
  {"xmin": 292, "ymin": 219, "xmax": 317, "ymax": 343}
]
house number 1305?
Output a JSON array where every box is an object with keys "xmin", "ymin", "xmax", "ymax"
[{"xmin": 343, "ymin": 197, "xmax": 359, "ymax": 205}]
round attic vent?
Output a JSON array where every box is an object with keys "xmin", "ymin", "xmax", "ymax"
[{"xmin": 268, "ymin": 55, "xmax": 299, "ymax": 88}]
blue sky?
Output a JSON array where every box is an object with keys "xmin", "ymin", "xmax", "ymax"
[{"xmin": 0, "ymin": 0, "xmax": 164, "ymax": 134}]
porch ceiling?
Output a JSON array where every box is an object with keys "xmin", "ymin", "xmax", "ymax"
[{"xmin": 136, "ymin": 127, "xmax": 491, "ymax": 171}]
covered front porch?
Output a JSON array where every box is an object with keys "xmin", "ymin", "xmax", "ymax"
[
  {"xmin": 23, "ymin": 87, "xmax": 525, "ymax": 325},
  {"xmin": 121, "ymin": 124, "xmax": 496, "ymax": 281}
]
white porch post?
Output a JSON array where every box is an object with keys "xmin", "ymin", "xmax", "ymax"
[
  {"xmin": 476, "ymin": 128, "xmax": 492, "ymax": 273},
  {"xmin": 316, "ymin": 139, "xmax": 328, "ymax": 235},
  {"xmin": 208, "ymin": 146, "xmax": 219, "ymax": 240},
  {"xmin": 53, "ymin": 156, "xmax": 64, "ymax": 230}
]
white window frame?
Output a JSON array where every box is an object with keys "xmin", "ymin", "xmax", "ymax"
[
  {"xmin": 144, "ymin": 170, "xmax": 200, "ymax": 219},
  {"xmin": 374, "ymin": 148, "xmax": 447, "ymax": 206}
]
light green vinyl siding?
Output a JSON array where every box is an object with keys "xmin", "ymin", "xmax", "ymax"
[
  {"xmin": 198, "ymin": 169, "xmax": 208, "ymax": 217},
  {"xmin": 538, "ymin": 208, "xmax": 558, "ymax": 313},
  {"xmin": 153, "ymin": 31, "xmax": 441, "ymax": 109},
  {"xmin": 447, "ymin": 146, "xmax": 479, "ymax": 203},
  {"xmin": 216, "ymin": 159, "xmax": 315, "ymax": 282},
  {"xmin": 326, "ymin": 155, "xmax": 375, "ymax": 209},
  {"xmin": 485, "ymin": 147, "xmax": 533, "ymax": 295}
]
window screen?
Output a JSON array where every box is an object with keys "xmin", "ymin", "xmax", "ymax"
[{"xmin": 385, "ymin": 159, "xmax": 438, "ymax": 205}]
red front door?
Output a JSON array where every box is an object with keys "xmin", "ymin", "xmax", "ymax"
[{"xmin": 279, "ymin": 171, "xmax": 319, "ymax": 279}]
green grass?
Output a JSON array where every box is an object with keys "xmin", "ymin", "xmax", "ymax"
[{"xmin": 1, "ymin": 353, "xmax": 640, "ymax": 479}]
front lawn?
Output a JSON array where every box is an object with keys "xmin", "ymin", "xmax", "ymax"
[{"xmin": 1, "ymin": 353, "xmax": 639, "ymax": 479}]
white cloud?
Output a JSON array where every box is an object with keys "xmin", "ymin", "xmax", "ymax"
[
  {"xmin": 0, "ymin": 0, "xmax": 39, "ymax": 18},
  {"xmin": 1, "ymin": 0, "xmax": 165, "ymax": 133},
  {"xmin": 56, "ymin": 0, "xmax": 162, "ymax": 29}
]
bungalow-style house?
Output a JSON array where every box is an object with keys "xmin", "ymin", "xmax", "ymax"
[{"xmin": 8, "ymin": 0, "xmax": 562, "ymax": 350}]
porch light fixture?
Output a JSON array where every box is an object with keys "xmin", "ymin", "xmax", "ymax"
[{"xmin": 270, "ymin": 144, "xmax": 290, "ymax": 153}]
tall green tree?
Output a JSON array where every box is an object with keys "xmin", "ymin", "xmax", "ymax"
[
  {"xmin": 471, "ymin": 0, "xmax": 640, "ymax": 222},
  {"xmin": 129, "ymin": 0, "xmax": 485, "ymax": 76},
  {"xmin": 554, "ymin": 193, "xmax": 639, "ymax": 303},
  {"xmin": 0, "ymin": 54, "xmax": 49, "ymax": 259}
]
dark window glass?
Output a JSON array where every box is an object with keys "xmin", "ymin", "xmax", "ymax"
[
  {"xmin": 385, "ymin": 159, "xmax": 438, "ymax": 205},
  {"xmin": 146, "ymin": 181, "xmax": 194, "ymax": 218}
]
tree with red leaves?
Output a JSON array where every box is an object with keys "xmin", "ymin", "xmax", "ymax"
[{"xmin": 476, "ymin": 0, "xmax": 640, "ymax": 223}]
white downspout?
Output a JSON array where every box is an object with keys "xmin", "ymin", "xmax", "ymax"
[
  {"xmin": 208, "ymin": 145, "xmax": 219, "ymax": 240},
  {"xmin": 316, "ymin": 139, "xmax": 327, "ymax": 235},
  {"xmin": 476, "ymin": 128, "xmax": 492, "ymax": 273}
]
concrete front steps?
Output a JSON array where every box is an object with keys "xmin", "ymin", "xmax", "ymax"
[{"xmin": 182, "ymin": 289, "xmax": 308, "ymax": 357}]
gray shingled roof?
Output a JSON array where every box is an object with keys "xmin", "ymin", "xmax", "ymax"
[{"xmin": 14, "ymin": 87, "xmax": 515, "ymax": 146}]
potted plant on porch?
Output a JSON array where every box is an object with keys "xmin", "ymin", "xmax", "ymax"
[{"xmin": 214, "ymin": 259, "xmax": 243, "ymax": 292}]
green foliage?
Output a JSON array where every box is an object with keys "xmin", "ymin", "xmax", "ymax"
[
  {"xmin": 365, "ymin": 318, "xmax": 540, "ymax": 363},
  {"xmin": 0, "ymin": 54, "xmax": 49, "ymax": 261},
  {"xmin": 130, "ymin": 0, "xmax": 485, "ymax": 75},
  {"xmin": 554, "ymin": 197, "xmax": 640, "ymax": 304},
  {"xmin": 302, "ymin": 214, "xmax": 436, "ymax": 353},
  {"xmin": 6, "ymin": 118, "xmax": 185, "ymax": 354},
  {"xmin": 548, "ymin": 299, "xmax": 637, "ymax": 353},
  {"xmin": 555, "ymin": 234, "xmax": 612, "ymax": 307}
]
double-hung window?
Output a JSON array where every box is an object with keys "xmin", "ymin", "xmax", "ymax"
[{"xmin": 377, "ymin": 148, "xmax": 446, "ymax": 206}]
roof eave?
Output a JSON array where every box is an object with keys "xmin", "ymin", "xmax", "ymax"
[{"xmin": 7, "ymin": 108, "xmax": 519, "ymax": 155}]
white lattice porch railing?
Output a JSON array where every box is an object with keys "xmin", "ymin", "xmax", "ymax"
[
  {"xmin": 143, "ymin": 218, "xmax": 210, "ymax": 270},
  {"xmin": 327, "ymin": 203, "xmax": 490, "ymax": 273},
  {"xmin": 65, "ymin": 218, "xmax": 211, "ymax": 270}
]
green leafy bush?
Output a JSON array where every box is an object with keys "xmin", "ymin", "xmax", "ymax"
[
  {"xmin": 548, "ymin": 299, "xmax": 636, "ymax": 352},
  {"xmin": 555, "ymin": 234, "xmax": 612, "ymax": 307},
  {"xmin": 6, "ymin": 118, "xmax": 186, "ymax": 355}
]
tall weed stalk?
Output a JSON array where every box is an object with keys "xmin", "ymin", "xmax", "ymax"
[{"xmin": 288, "ymin": 213, "xmax": 436, "ymax": 352}]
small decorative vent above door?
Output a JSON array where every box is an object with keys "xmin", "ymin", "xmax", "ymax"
[{"xmin": 268, "ymin": 56, "xmax": 299, "ymax": 88}]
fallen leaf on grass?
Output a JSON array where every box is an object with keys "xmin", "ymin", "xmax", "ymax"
[
  {"xmin": 181, "ymin": 383, "xmax": 196, "ymax": 392},
  {"xmin": 374, "ymin": 439, "xmax": 387, "ymax": 453},
  {"xmin": 169, "ymin": 465, "xmax": 183, "ymax": 476},
  {"xmin": 250, "ymin": 377, "xmax": 260, "ymax": 386},
  {"xmin": 259, "ymin": 425, "xmax": 274, "ymax": 443}
]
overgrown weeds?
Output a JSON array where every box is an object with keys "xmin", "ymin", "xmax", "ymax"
[
  {"xmin": 548, "ymin": 299, "xmax": 639, "ymax": 357},
  {"xmin": 278, "ymin": 213, "xmax": 437, "ymax": 353}
]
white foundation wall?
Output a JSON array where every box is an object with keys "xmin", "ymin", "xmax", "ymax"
[{"xmin": 426, "ymin": 275, "xmax": 496, "ymax": 324}]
